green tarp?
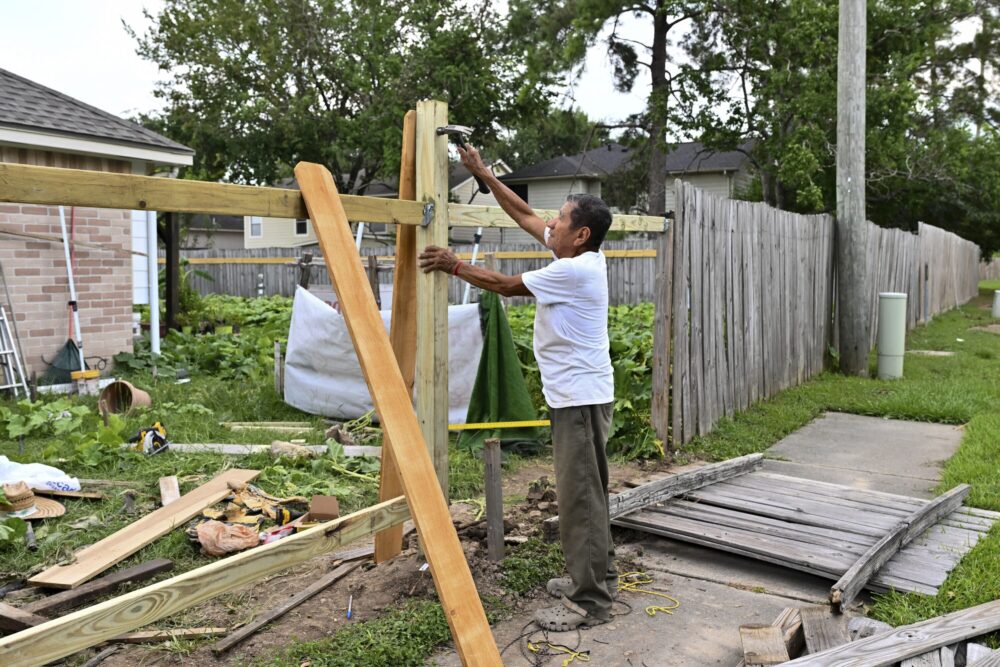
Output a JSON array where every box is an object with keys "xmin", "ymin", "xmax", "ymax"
[{"xmin": 458, "ymin": 291, "xmax": 543, "ymax": 454}]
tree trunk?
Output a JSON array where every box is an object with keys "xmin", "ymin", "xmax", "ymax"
[{"xmin": 646, "ymin": 0, "xmax": 669, "ymax": 216}]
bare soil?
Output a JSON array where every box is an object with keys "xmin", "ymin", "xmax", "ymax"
[{"xmin": 67, "ymin": 455, "xmax": 681, "ymax": 666}]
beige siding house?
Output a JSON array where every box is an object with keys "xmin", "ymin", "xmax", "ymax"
[
  {"xmin": 500, "ymin": 141, "xmax": 754, "ymax": 219},
  {"xmin": 244, "ymin": 161, "xmax": 513, "ymax": 249},
  {"xmin": 0, "ymin": 67, "xmax": 194, "ymax": 380}
]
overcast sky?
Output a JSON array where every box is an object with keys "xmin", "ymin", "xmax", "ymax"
[{"xmin": 0, "ymin": 1, "xmax": 647, "ymax": 127}]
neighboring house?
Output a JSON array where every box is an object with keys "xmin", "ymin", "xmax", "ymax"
[
  {"xmin": 243, "ymin": 160, "xmax": 514, "ymax": 248},
  {"xmin": 662, "ymin": 141, "xmax": 755, "ymax": 213},
  {"xmin": 499, "ymin": 141, "xmax": 755, "ymax": 218},
  {"xmin": 0, "ymin": 67, "xmax": 193, "ymax": 380},
  {"xmin": 184, "ymin": 215, "xmax": 245, "ymax": 250}
]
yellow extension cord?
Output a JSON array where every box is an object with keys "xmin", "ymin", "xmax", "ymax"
[{"xmin": 618, "ymin": 571, "xmax": 682, "ymax": 617}]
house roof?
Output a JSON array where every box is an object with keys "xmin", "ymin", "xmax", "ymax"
[
  {"xmin": 499, "ymin": 141, "xmax": 753, "ymax": 182},
  {"xmin": 664, "ymin": 141, "xmax": 753, "ymax": 174},
  {"xmin": 0, "ymin": 67, "xmax": 193, "ymax": 159},
  {"xmin": 500, "ymin": 143, "xmax": 633, "ymax": 182}
]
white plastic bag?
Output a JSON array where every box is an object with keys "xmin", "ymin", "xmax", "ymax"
[
  {"xmin": 0, "ymin": 456, "xmax": 81, "ymax": 491},
  {"xmin": 283, "ymin": 287, "xmax": 482, "ymax": 423}
]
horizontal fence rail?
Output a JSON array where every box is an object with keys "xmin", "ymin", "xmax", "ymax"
[{"xmin": 180, "ymin": 240, "xmax": 660, "ymax": 306}]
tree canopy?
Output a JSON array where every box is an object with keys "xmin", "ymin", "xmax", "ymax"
[{"xmin": 131, "ymin": 0, "xmax": 548, "ymax": 192}]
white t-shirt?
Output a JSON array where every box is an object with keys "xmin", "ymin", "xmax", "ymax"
[{"xmin": 521, "ymin": 251, "xmax": 614, "ymax": 408}]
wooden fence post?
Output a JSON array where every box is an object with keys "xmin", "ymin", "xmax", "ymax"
[
  {"xmin": 415, "ymin": 100, "xmax": 451, "ymax": 499},
  {"xmin": 484, "ymin": 438, "xmax": 504, "ymax": 562},
  {"xmin": 651, "ymin": 214, "xmax": 674, "ymax": 446}
]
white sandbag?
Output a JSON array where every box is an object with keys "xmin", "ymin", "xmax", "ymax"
[
  {"xmin": 284, "ymin": 286, "xmax": 482, "ymax": 423},
  {"xmin": 0, "ymin": 456, "xmax": 80, "ymax": 491}
]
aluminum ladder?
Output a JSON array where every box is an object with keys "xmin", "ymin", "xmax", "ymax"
[{"xmin": 0, "ymin": 304, "xmax": 28, "ymax": 397}]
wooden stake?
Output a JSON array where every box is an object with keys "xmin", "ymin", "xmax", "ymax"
[
  {"xmin": 415, "ymin": 100, "xmax": 451, "ymax": 499},
  {"xmin": 293, "ymin": 159, "xmax": 500, "ymax": 665},
  {"xmin": 376, "ymin": 109, "xmax": 418, "ymax": 564},
  {"xmin": 158, "ymin": 476, "xmax": 180, "ymax": 507},
  {"xmin": 484, "ymin": 438, "xmax": 504, "ymax": 562}
]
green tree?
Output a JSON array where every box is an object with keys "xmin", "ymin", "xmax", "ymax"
[
  {"xmin": 507, "ymin": 0, "xmax": 701, "ymax": 215},
  {"xmin": 492, "ymin": 107, "xmax": 610, "ymax": 170},
  {"xmin": 131, "ymin": 0, "xmax": 548, "ymax": 192}
]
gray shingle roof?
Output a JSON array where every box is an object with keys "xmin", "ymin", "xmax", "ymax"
[
  {"xmin": 0, "ymin": 67, "xmax": 193, "ymax": 155},
  {"xmin": 500, "ymin": 141, "xmax": 752, "ymax": 181}
]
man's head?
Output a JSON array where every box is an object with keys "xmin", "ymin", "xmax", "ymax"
[{"xmin": 545, "ymin": 194, "xmax": 612, "ymax": 258}]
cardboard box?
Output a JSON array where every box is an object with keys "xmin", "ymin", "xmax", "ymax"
[{"xmin": 308, "ymin": 495, "xmax": 340, "ymax": 521}]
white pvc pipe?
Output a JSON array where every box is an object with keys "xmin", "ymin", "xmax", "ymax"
[
  {"xmin": 355, "ymin": 222, "xmax": 365, "ymax": 251},
  {"xmin": 877, "ymin": 292, "xmax": 907, "ymax": 380},
  {"xmin": 146, "ymin": 211, "xmax": 160, "ymax": 355},
  {"xmin": 992, "ymin": 290, "xmax": 1000, "ymax": 319},
  {"xmin": 57, "ymin": 206, "xmax": 86, "ymax": 372},
  {"xmin": 462, "ymin": 227, "xmax": 484, "ymax": 305}
]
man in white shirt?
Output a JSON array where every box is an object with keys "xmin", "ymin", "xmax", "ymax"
[{"xmin": 418, "ymin": 145, "xmax": 617, "ymax": 631}]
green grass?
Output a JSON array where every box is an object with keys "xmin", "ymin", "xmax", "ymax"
[{"xmin": 680, "ymin": 284, "xmax": 1000, "ymax": 628}]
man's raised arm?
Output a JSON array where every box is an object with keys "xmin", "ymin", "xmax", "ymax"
[{"xmin": 458, "ymin": 145, "xmax": 547, "ymax": 245}]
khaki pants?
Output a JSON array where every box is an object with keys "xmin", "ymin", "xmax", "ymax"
[{"xmin": 550, "ymin": 402, "xmax": 617, "ymax": 619}]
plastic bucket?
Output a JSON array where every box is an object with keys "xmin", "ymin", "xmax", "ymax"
[{"xmin": 99, "ymin": 380, "xmax": 152, "ymax": 413}]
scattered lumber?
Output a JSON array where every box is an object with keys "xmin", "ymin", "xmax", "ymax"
[
  {"xmin": 296, "ymin": 158, "xmax": 501, "ymax": 665},
  {"xmin": 829, "ymin": 484, "xmax": 970, "ymax": 612},
  {"xmin": 0, "ymin": 602, "xmax": 45, "ymax": 631},
  {"xmin": 223, "ymin": 422, "xmax": 313, "ymax": 433},
  {"xmin": 781, "ymin": 599, "xmax": 1000, "ymax": 666},
  {"xmin": 968, "ymin": 648, "xmax": 1000, "ymax": 666},
  {"xmin": 29, "ymin": 469, "xmax": 259, "ymax": 589},
  {"xmin": 167, "ymin": 443, "xmax": 381, "ymax": 457},
  {"xmin": 0, "ymin": 495, "xmax": 409, "ymax": 666},
  {"xmin": 31, "ymin": 489, "xmax": 104, "ymax": 501},
  {"xmin": 847, "ymin": 616, "xmax": 892, "ymax": 641},
  {"xmin": 798, "ymin": 606, "xmax": 849, "ymax": 654},
  {"xmin": 114, "ymin": 627, "xmax": 227, "ymax": 644},
  {"xmin": 212, "ymin": 560, "xmax": 363, "ymax": 653},
  {"xmin": 740, "ymin": 624, "xmax": 789, "ymax": 666},
  {"xmin": 158, "ymin": 477, "xmax": 180, "ymax": 507},
  {"xmin": 736, "ymin": 608, "xmax": 803, "ymax": 667},
  {"xmin": 23, "ymin": 559, "xmax": 174, "ymax": 616},
  {"xmin": 900, "ymin": 645, "xmax": 955, "ymax": 667}
]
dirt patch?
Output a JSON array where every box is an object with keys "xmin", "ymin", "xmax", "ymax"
[{"xmin": 69, "ymin": 457, "xmax": 685, "ymax": 666}]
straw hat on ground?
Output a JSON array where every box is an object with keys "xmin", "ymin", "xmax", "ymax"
[{"xmin": 0, "ymin": 481, "xmax": 65, "ymax": 520}]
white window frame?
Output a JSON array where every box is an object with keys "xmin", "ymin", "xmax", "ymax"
[
  {"xmin": 295, "ymin": 218, "xmax": 309, "ymax": 236},
  {"xmin": 249, "ymin": 216, "xmax": 263, "ymax": 238}
]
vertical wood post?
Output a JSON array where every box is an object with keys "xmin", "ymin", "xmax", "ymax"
[
  {"xmin": 375, "ymin": 109, "xmax": 418, "ymax": 564},
  {"xmin": 651, "ymin": 214, "xmax": 674, "ymax": 447},
  {"xmin": 836, "ymin": 0, "xmax": 871, "ymax": 375},
  {"xmin": 367, "ymin": 255, "xmax": 381, "ymax": 309},
  {"xmin": 484, "ymin": 438, "xmax": 504, "ymax": 562},
  {"xmin": 415, "ymin": 100, "xmax": 450, "ymax": 499},
  {"xmin": 164, "ymin": 212, "xmax": 180, "ymax": 331}
]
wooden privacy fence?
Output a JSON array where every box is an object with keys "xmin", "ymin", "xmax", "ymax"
[
  {"xmin": 179, "ymin": 239, "xmax": 659, "ymax": 305},
  {"xmin": 654, "ymin": 182, "xmax": 982, "ymax": 446},
  {"xmin": 980, "ymin": 257, "xmax": 1000, "ymax": 281}
]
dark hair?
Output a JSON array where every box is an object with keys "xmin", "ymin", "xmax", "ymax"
[{"xmin": 566, "ymin": 194, "xmax": 612, "ymax": 250}]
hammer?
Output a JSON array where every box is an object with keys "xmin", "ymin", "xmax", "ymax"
[{"xmin": 436, "ymin": 125, "xmax": 491, "ymax": 195}]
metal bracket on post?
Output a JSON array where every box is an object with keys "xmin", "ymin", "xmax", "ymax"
[{"xmin": 421, "ymin": 202, "xmax": 435, "ymax": 227}]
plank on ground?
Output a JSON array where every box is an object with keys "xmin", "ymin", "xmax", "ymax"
[
  {"xmin": 158, "ymin": 476, "xmax": 180, "ymax": 507},
  {"xmin": 798, "ymin": 606, "xmax": 849, "ymax": 654},
  {"xmin": 115, "ymin": 627, "xmax": 227, "ymax": 643},
  {"xmin": 0, "ymin": 496, "xmax": 409, "ymax": 667},
  {"xmin": 781, "ymin": 600, "xmax": 1000, "ymax": 666},
  {"xmin": 0, "ymin": 603, "xmax": 46, "ymax": 631},
  {"xmin": 23, "ymin": 559, "xmax": 174, "ymax": 616},
  {"xmin": 740, "ymin": 624, "xmax": 790, "ymax": 666},
  {"xmin": 28, "ymin": 469, "xmax": 259, "ymax": 589},
  {"xmin": 968, "ymin": 648, "xmax": 1000, "ymax": 667},
  {"xmin": 294, "ymin": 160, "xmax": 501, "ymax": 665}
]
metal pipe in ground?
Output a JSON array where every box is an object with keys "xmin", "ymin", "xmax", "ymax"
[
  {"xmin": 57, "ymin": 206, "xmax": 85, "ymax": 372},
  {"xmin": 877, "ymin": 292, "xmax": 907, "ymax": 380}
]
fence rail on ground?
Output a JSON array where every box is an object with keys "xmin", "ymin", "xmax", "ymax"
[
  {"xmin": 181, "ymin": 239, "xmax": 660, "ymax": 306},
  {"xmin": 655, "ymin": 182, "xmax": 982, "ymax": 446}
]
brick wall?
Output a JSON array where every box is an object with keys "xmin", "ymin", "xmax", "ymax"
[{"xmin": 0, "ymin": 203, "xmax": 134, "ymax": 381}]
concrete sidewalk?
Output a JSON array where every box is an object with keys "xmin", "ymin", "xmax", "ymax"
[{"xmin": 431, "ymin": 412, "xmax": 965, "ymax": 666}]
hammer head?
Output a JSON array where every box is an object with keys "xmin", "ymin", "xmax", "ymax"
[{"xmin": 436, "ymin": 124, "xmax": 474, "ymax": 145}]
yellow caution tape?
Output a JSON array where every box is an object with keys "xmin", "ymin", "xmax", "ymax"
[{"xmin": 448, "ymin": 419, "xmax": 550, "ymax": 431}]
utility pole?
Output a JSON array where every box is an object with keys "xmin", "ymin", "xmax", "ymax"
[{"xmin": 836, "ymin": 0, "xmax": 871, "ymax": 375}]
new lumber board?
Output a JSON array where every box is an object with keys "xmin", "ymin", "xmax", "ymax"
[
  {"xmin": 158, "ymin": 476, "xmax": 180, "ymax": 507},
  {"xmin": 740, "ymin": 624, "xmax": 790, "ymax": 666},
  {"xmin": 293, "ymin": 159, "xmax": 501, "ymax": 666},
  {"xmin": 0, "ymin": 496, "xmax": 409, "ymax": 667},
  {"xmin": 212, "ymin": 560, "xmax": 363, "ymax": 653},
  {"xmin": 28, "ymin": 469, "xmax": 259, "ymax": 589},
  {"xmin": 830, "ymin": 484, "xmax": 970, "ymax": 611},
  {"xmin": 23, "ymin": 559, "xmax": 174, "ymax": 616},
  {"xmin": 376, "ymin": 109, "xmax": 417, "ymax": 564},
  {"xmin": 798, "ymin": 606, "xmax": 850, "ymax": 654},
  {"xmin": 781, "ymin": 599, "xmax": 1000, "ymax": 666},
  {"xmin": 31, "ymin": 489, "xmax": 104, "ymax": 501}
]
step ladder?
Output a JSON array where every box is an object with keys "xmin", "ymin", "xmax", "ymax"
[
  {"xmin": 0, "ymin": 304, "xmax": 28, "ymax": 397},
  {"xmin": 0, "ymin": 259, "xmax": 28, "ymax": 397}
]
